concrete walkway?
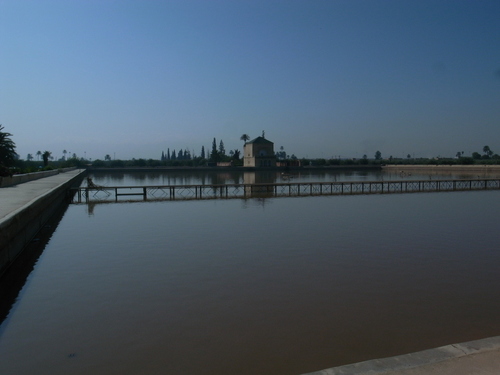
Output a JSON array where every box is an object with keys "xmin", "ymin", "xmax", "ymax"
[
  {"xmin": 0, "ymin": 169, "xmax": 85, "ymax": 224},
  {"xmin": 303, "ymin": 336, "xmax": 500, "ymax": 375}
]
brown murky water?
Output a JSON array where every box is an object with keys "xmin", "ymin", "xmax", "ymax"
[{"xmin": 1, "ymin": 171, "xmax": 499, "ymax": 375}]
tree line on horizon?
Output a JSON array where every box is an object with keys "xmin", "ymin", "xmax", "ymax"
[{"xmin": 1, "ymin": 125, "xmax": 500, "ymax": 175}]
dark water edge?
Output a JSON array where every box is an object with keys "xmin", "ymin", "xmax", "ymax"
[{"xmin": 0, "ymin": 203, "xmax": 69, "ymax": 326}]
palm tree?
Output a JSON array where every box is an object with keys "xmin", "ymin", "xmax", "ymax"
[
  {"xmin": 0, "ymin": 125, "xmax": 17, "ymax": 166},
  {"xmin": 42, "ymin": 151, "xmax": 52, "ymax": 166},
  {"xmin": 240, "ymin": 134, "xmax": 250, "ymax": 144},
  {"xmin": 62, "ymin": 149, "xmax": 67, "ymax": 160},
  {"xmin": 36, "ymin": 150, "xmax": 42, "ymax": 161},
  {"xmin": 483, "ymin": 145, "xmax": 493, "ymax": 157}
]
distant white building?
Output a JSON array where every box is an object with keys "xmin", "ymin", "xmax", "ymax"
[{"xmin": 243, "ymin": 136, "xmax": 276, "ymax": 167}]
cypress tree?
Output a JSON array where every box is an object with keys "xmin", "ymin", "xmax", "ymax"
[
  {"xmin": 211, "ymin": 138, "xmax": 219, "ymax": 161},
  {"xmin": 219, "ymin": 140, "xmax": 225, "ymax": 156}
]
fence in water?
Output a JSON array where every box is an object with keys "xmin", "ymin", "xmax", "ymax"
[{"xmin": 69, "ymin": 178, "xmax": 500, "ymax": 203}]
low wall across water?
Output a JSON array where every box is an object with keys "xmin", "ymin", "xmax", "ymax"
[
  {"xmin": 70, "ymin": 178, "xmax": 500, "ymax": 204},
  {"xmin": 383, "ymin": 164, "xmax": 500, "ymax": 173}
]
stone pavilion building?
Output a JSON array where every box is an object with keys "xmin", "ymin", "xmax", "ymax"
[{"xmin": 243, "ymin": 136, "xmax": 276, "ymax": 167}]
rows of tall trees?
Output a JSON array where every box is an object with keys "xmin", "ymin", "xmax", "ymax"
[
  {"xmin": 158, "ymin": 137, "xmax": 242, "ymax": 165},
  {"xmin": 161, "ymin": 149, "xmax": 192, "ymax": 161}
]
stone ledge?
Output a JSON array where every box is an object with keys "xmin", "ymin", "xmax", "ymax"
[{"xmin": 303, "ymin": 336, "xmax": 500, "ymax": 375}]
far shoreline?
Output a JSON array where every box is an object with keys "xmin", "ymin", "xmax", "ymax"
[
  {"xmin": 86, "ymin": 165, "xmax": 383, "ymax": 173},
  {"xmin": 382, "ymin": 164, "xmax": 500, "ymax": 173}
]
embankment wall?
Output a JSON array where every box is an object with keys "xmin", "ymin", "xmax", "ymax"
[{"xmin": 0, "ymin": 170, "xmax": 85, "ymax": 276}]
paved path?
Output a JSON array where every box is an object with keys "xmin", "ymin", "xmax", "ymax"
[
  {"xmin": 303, "ymin": 336, "xmax": 500, "ymax": 375},
  {"xmin": 0, "ymin": 169, "xmax": 85, "ymax": 223}
]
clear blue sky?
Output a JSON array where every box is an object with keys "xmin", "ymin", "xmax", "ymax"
[{"xmin": 1, "ymin": 0, "xmax": 499, "ymax": 161}]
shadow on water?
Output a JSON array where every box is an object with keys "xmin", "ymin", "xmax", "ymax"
[{"xmin": 0, "ymin": 203, "xmax": 69, "ymax": 326}]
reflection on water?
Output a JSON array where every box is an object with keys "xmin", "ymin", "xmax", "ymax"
[
  {"xmin": 85, "ymin": 168, "xmax": 499, "ymax": 188},
  {"xmin": 1, "ymin": 171, "xmax": 500, "ymax": 375}
]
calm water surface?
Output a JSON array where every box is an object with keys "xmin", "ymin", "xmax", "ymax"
[
  {"xmin": 85, "ymin": 168, "xmax": 497, "ymax": 187},
  {"xmin": 1, "ymin": 171, "xmax": 500, "ymax": 375}
]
